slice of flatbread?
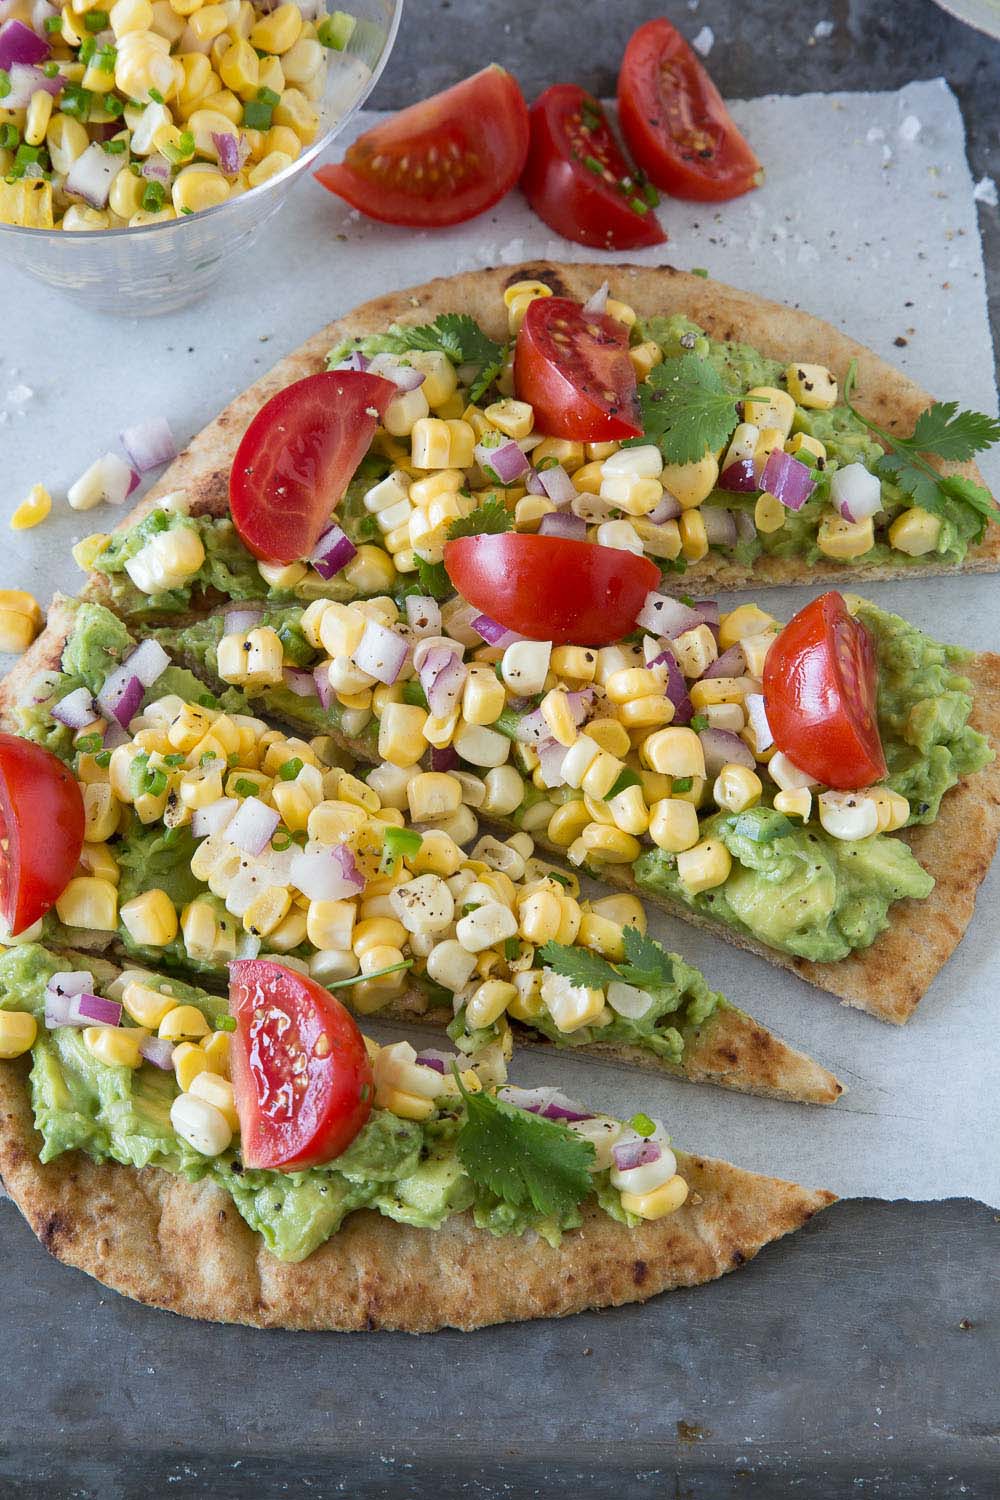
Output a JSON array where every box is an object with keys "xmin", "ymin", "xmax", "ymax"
[
  {"xmin": 81, "ymin": 262, "xmax": 999, "ymax": 607},
  {"xmin": 0, "ymin": 1049, "xmax": 834, "ymax": 1331},
  {"xmin": 137, "ymin": 598, "xmax": 1000, "ymax": 1027},
  {"xmin": 0, "ymin": 600, "xmax": 842, "ymax": 1107}
]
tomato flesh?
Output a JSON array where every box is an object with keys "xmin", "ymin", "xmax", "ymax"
[
  {"xmin": 514, "ymin": 296, "xmax": 641, "ymax": 442},
  {"xmin": 314, "ymin": 66, "xmax": 529, "ymax": 227},
  {"xmin": 0, "ymin": 732, "xmax": 85, "ymax": 937},
  {"xmin": 229, "ymin": 960, "xmax": 373, "ymax": 1171},
  {"xmin": 763, "ymin": 593, "xmax": 887, "ymax": 791},
  {"xmin": 229, "ymin": 371, "xmax": 393, "ymax": 566},
  {"xmin": 520, "ymin": 84, "xmax": 666, "ymax": 250},
  {"xmin": 617, "ymin": 18, "xmax": 762, "ymax": 202},
  {"xmin": 443, "ymin": 534, "xmax": 660, "ymax": 645}
]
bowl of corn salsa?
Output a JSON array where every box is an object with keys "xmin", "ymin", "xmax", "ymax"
[{"xmin": 0, "ymin": 0, "xmax": 400, "ymax": 312}]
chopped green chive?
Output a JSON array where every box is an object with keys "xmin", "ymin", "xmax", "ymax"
[
  {"xmin": 234, "ymin": 777, "xmax": 259, "ymax": 798},
  {"xmin": 271, "ymin": 831, "xmax": 292, "ymax": 851},
  {"xmin": 548, "ymin": 870, "xmax": 572, "ymax": 888},
  {"xmin": 199, "ymin": 751, "xmax": 218, "ymax": 768},
  {"xmin": 102, "ymin": 137, "xmax": 126, "ymax": 153},
  {"xmin": 141, "ymin": 179, "xmax": 165, "ymax": 211},
  {"xmin": 672, "ymin": 776, "xmax": 693, "ymax": 794},
  {"xmin": 0, "ymin": 123, "xmax": 19, "ymax": 150},
  {"xmin": 227, "ymin": 751, "xmax": 240, "ymax": 767},
  {"xmin": 162, "ymin": 826, "xmax": 182, "ymax": 846},
  {"xmin": 691, "ymin": 267, "xmax": 709, "ymax": 279},
  {"xmin": 163, "ymin": 752, "xmax": 186, "ymax": 767},
  {"xmin": 242, "ymin": 98, "xmax": 272, "ymax": 130},
  {"xmin": 317, "ymin": 10, "xmax": 356, "ymax": 49},
  {"xmin": 278, "ymin": 756, "xmax": 304, "ymax": 781},
  {"xmin": 379, "ymin": 825, "xmax": 423, "ymax": 873},
  {"xmin": 78, "ymin": 35, "xmax": 96, "ymax": 63},
  {"xmin": 0, "ymin": 71, "xmax": 10, "ymax": 102},
  {"xmin": 42, "ymin": 61, "xmax": 60, "ymax": 78},
  {"xmin": 503, "ymin": 937, "xmax": 519, "ymax": 961},
  {"xmin": 148, "ymin": 86, "xmax": 164, "ymax": 103},
  {"xmin": 628, "ymin": 197, "xmax": 649, "ymax": 215},
  {"xmin": 213, "ymin": 1014, "xmax": 237, "ymax": 1033},
  {"xmin": 75, "ymin": 732, "xmax": 103, "ymax": 754},
  {"xmin": 257, "ymin": 84, "xmax": 280, "ymax": 106},
  {"xmin": 84, "ymin": 8, "xmax": 110, "ymax": 28},
  {"xmin": 583, "ymin": 154, "xmax": 606, "ymax": 176},
  {"xmin": 95, "ymin": 750, "xmax": 112, "ymax": 769},
  {"xmin": 689, "ymin": 714, "xmax": 709, "ymax": 734},
  {"xmin": 103, "ymin": 92, "xmax": 124, "ymax": 116},
  {"xmin": 44, "ymin": 14, "xmax": 62, "ymax": 31},
  {"xmin": 630, "ymin": 1112, "xmax": 656, "ymax": 1138},
  {"xmin": 604, "ymin": 768, "xmax": 642, "ymax": 801},
  {"xmin": 60, "ymin": 84, "xmax": 93, "ymax": 121}
]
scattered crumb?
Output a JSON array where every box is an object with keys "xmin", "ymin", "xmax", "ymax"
[
  {"xmin": 813, "ymin": 19, "xmax": 835, "ymax": 37},
  {"xmin": 692, "ymin": 25, "xmax": 714, "ymax": 55},
  {"xmin": 898, "ymin": 115, "xmax": 922, "ymax": 143},
  {"xmin": 958, "ymin": 1318, "xmax": 974, "ymax": 1331},
  {"xmin": 6, "ymin": 384, "xmax": 33, "ymax": 404},
  {"xmin": 973, "ymin": 176, "xmax": 998, "ymax": 207},
  {"xmin": 866, "ymin": 127, "xmax": 885, "ymax": 143}
]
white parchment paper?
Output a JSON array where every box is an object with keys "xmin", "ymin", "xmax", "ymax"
[{"xmin": 2, "ymin": 78, "xmax": 997, "ymax": 1205}]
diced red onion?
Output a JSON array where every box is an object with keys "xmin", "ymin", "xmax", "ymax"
[
  {"xmin": 637, "ymin": 591, "xmax": 703, "ymax": 638},
  {"xmin": 334, "ymin": 350, "xmax": 371, "ymax": 373},
  {"xmin": 44, "ymin": 991, "xmax": 74, "ymax": 1028},
  {"xmin": 353, "ymin": 618, "xmax": 410, "ymax": 685},
  {"xmin": 649, "ymin": 649, "xmax": 693, "ymax": 725},
  {"xmin": 404, "ymin": 595, "xmax": 441, "ymax": 638},
  {"xmin": 212, "ymin": 130, "xmax": 241, "ymax": 177},
  {"xmin": 647, "ymin": 492, "xmax": 682, "ymax": 523},
  {"xmin": 471, "ymin": 613, "xmax": 523, "ymax": 649},
  {"xmin": 140, "ymin": 1035, "xmax": 175, "ymax": 1070},
  {"xmin": 101, "ymin": 720, "xmax": 129, "ymax": 750},
  {"xmin": 718, "ymin": 458, "xmax": 759, "ymax": 493},
  {"xmin": 141, "ymin": 155, "xmax": 172, "ymax": 184},
  {"xmin": 524, "ymin": 467, "xmax": 546, "ymax": 496},
  {"xmin": 224, "ymin": 605, "xmax": 263, "ymax": 635},
  {"xmin": 313, "ymin": 664, "xmax": 333, "ymax": 709},
  {"xmin": 2, "ymin": 61, "xmax": 60, "ymax": 108},
  {"xmin": 31, "ymin": 0, "xmax": 58, "ymax": 30},
  {"xmin": 475, "ymin": 439, "xmax": 528, "ymax": 484},
  {"xmin": 499, "ymin": 1086, "xmax": 592, "ymax": 1123},
  {"xmin": 830, "ymin": 462, "xmax": 882, "ymax": 523},
  {"xmin": 43, "ymin": 970, "xmax": 93, "ymax": 1029},
  {"xmin": 367, "ymin": 353, "xmax": 425, "ymax": 391},
  {"xmin": 761, "ymin": 449, "xmax": 816, "ymax": 512},
  {"xmin": 536, "ymin": 737, "xmax": 568, "ymax": 788},
  {"xmin": 69, "ymin": 992, "xmax": 122, "ymax": 1027},
  {"xmin": 0, "ymin": 19, "xmax": 49, "ymax": 68},
  {"xmin": 290, "ymin": 843, "xmax": 364, "ymax": 901},
  {"xmin": 538, "ymin": 464, "xmax": 577, "ymax": 506},
  {"xmin": 693, "ymin": 599, "xmax": 720, "ymax": 627},
  {"xmin": 701, "ymin": 508, "xmax": 738, "ymax": 547},
  {"xmin": 125, "ymin": 638, "xmax": 170, "ymax": 688},
  {"xmin": 120, "ymin": 417, "xmax": 178, "ymax": 474},
  {"xmin": 97, "ymin": 668, "xmax": 144, "ymax": 728},
  {"xmin": 703, "ymin": 644, "xmax": 746, "ymax": 679},
  {"xmin": 612, "ymin": 1136, "xmax": 662, "ymax": 1172},
  {"xmin": 309, "ymin": 523, "xmax": 357, "ymax": 580},
  {"xmin": 65, "ymin": 140, "xmax": 119, "ymax": 210},
  {"xmin": 582, "ymin": 280, "xmax": 609, "ymax": 315},
  {"xmin": 51, "ymin": 686, "xmax": 97, "ymax": 729},
  {"xmin": 538, "ymin": 511, "xmax": 587, "ymax": 541},
  {"xmin": 226, "ymin": 796, "xmax": 280, "ymax": 856},
  {"xmin": 699, "ymin": 727, "xmax": 755, "ymax": 777},
  {"xmin": 414, "ymin": 1051, "xmax": 453, "ymax": 1074},
  {"xmin": 283, "ymin": 667, "xmax": 318, "ymax": 697},
  {"xmin": 745, "ymin": 693, "xmax": 773, "ymax": 752},
  {"xmin": 419, "ymin": 646, "xmax": 466, "ymax": 717},
  {"xmin": 76, "ymin": 452, "xmax": 135, "ymax": 508},
  {"xmin": 566, "ymin": 687, "xmax": 594, "ymax": 724},
  {"xmin": 430, "ymin": 745, "xmax": 459, "ymax": 772},
  {"xmin": 512, "ymin": 707, "xmax": 548, "ymax": 745},
  {"xmin": 192, "ymin": 796, "xmax": 237, "ymax": 838}
]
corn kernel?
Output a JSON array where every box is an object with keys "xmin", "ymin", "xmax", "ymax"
[
  {"xmin": 676, "ymin": 838, "xmax": 732, "ymax": 893},
  {"xmin": 642, "ymin": 727, "xmax": 705, "ymax": 778},
  {"xmin": 188, "ymin": 1069, "xmax": 239, "ymax": 1129},
  {"xmin": 174, "ymin": 1040, "xmax": 210, "ymax": 1091},
  {"xmin": 648, "ymin": 798, "xmax": 700, "ymax": 853},
  {"xmin": 713, "ymin": 764, "xmax": 763, "ymax": 813},
  {"xmin": 55, "ymin": 876, "xmax": 118, "ymax": 931},
  {"xmin": 888, "ymin": 507, "xmax": 942, "ymax": 557},
  {"xmin": 0, "ymin": 1010, "xmax": 37, "ymax": 1058},
  {"xmin": 743, "ymin": 386, "xmax": 796, "ymax": 436},
  {"xmin": 785, "ymin": 362, "xmax": 838, "ymax": 410},
  {"xmin": 621, "ymin": 1174, "xmax": 689, "ymax": 1219},
  {"xmin": 121, "ymin": 980, "xmax": 174, "ymax": 1028},
  {"xmin": 84, "ymin": 1025, "xmax": 144, "ymax": 1070},
  {"xmin": 159, "ymin": 1003, "xmax": 210, "ymax": 1040},
  {"xmin": 718, "ymin": 604, "xmax": 775, "ymax": 651},
  {"xmin": 817, "ymin": 508, "xmax": 875, "ymax": 561}
]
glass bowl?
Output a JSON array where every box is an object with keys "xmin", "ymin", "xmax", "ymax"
[{"xmin": 0, "ymin": 0, "xmax": 401, "ymax": 316}]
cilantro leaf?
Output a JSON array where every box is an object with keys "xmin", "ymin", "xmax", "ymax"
[
  {"xmin": 632, "ymin": 353, "xmax": 739, "ymax": 465},
  {"xmin": 468, "ymin": 349, "xmax": 507, "ymax": 404},
  {"xmin": 455, "ymin": 1076, "xmax": 595, "ymax": 1218},
  {"xmin": 446, "ymin": 500, "xmax": 513, "ymax": 541},
  {"xmin": 938, "ymin": 473, "xmax": 998, "ymax": 520},
  {"xmin": 328, "ymin": 314, "xmax": 504, "ymax": 393},
  {"xmin": 873, "ymin": 450, "xmax": 942, "ymax": 512},
  {"xmin": 414, "ymin": 556, "xmax": 451, "ymax": 599},
  {"xmin": 537, "ymin": 940, "xmax": 620, "ymax": 990},
  {"xmin": 618, "ymin": 925, "xmax": 677, "ymax": 991},
  {"xmin": 907, "ymin": 401, "xmax": 1000, "ymax": 463}
]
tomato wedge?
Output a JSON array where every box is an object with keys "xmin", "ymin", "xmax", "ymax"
[
  {"xmin": 230, "ymin": 370, "xmax": 393, "ymax": 565},
  {"xmin": 229, "ymin": 960, "xmax": 373, "ymax": 1171},
  {"xmin": 314, "ymin": 66, "xmax": 529, "ymax": 227},
  {"xmin": 0, "ymin": 733, "xmax": 84, "ymax": 937},
  {"xmin": 520, "ymin": 84, "xmax": 666, "ymax": 250},
  {"xmin": 443, "ymin": 534, "xmax": 659, "ymax": 645},
  {"xmin": 763, "ymin": 593, "xmax": 887, "ymax": 791},
  {"xmin": 617, "ymin": 18, "xmax": 762, "ymax": 202},
  {"xmin": 514, "ymin": 296, "xmax": 641, "ymax": 442}
]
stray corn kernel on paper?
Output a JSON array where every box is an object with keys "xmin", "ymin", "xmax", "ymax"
[{"xmin": 3, "ymin": 78, "xmax": 999, "ymax": 1208}]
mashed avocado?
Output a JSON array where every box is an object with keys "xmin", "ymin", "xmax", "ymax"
[{"xmin": 0, "ymin": 946, "xmax": 583, "ymax": 1263}]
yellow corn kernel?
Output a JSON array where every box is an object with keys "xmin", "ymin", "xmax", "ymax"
[
  {"xmin": 55, "ymin": 876, "xmax": 118, "ymax": 931},
  {"xmin": 718, "ymin": 604, "xmax": 775, "ymax": 650},
  {"xmin": 754, "ymin": 492, "xmax": 785, "ymax": 534},
  {"xmin": 869, "ymin": 786, "xmax": 910, "ymax": 832},
  {"xmin": 256, "ymin": 53, "xmax": 285, "ymax": 94},
  {"xmin": 512, "ymin": 496, "xmax": 554, "ymax": 532},
  {"xmin": 785, "ymin": 362, "xmax": 838, "ymax": 410},
  {"xmin": 305, "ymin": 898, "xmax": 355, "ymax": 951},
  {"xmin": 642, "ymin": 727, "xmax": 705, "ymax": 778},
  {"xmin": 376, "ymin": 1085, "xmax": 435, "ymax": 1121},
  {"xmin": 78, "ymin": 842, "xmax": 120, "ymax": 885},
  {"xmin": 482, "ymin": 398, "xmax": 532, "ymax": 440},
  {"xmin": 713, "ymin": 764, "xmax": 762, "ymax": 813},
  {"xmin": 679, "ymin": 508, "xmax": 708, "ymax": 562},
  {"xmin": 353, "ymin": 918, "xmax": 408, "ymax": 958},
  {"xmin": 605, "ymin": 667, "xmax": 661, "ymax": 704},
  {"xmin": 461, "ymin": 667, "xmax": 506, "ymax": 727},
  {"xmin": 676, "ymin": 838, "xmax": 732, "ymax": 893},
  {"xmin": 688, "ymin": 676, "xmax": 754, "ymax": 711},
  {"xmin": 121, "ymin": 980, "xmax": 174, "ymax": 1028},
  {"xmin": 503, "ymin": 278, "xmax": 552, "ymax": 331},
  {"xmin": 0, "ymin": 175, "xmax": 52, "ymax": 227},
  {"xmin": 174, "ymin": 1040, "xmax": 210, "ymax": 1091},
  {"xmin": 84, "ymin": 1025, "xmax": 144, "ymax": 1070},
  {"xmin": 46, "ymin": 113, "xmax": 90, "ymax": 177},
  {"xmin": 753, "ymin": 427, "xmax": 785, "ymax": 473},
  {"xmin": 203, "ymin": 1028, "xmax": 231, "ymax": 1076},
  {"xmin": 172, "ymin": 163, "xmax": 230, "ymax": 214},
  {"xmin": 580, "ymin": 823, "xmax": 641, "ymax": 863},
  {"xmin": 407, "ymin": 829, "xmax": 464, "ymax": 878},
  {"xmin": 590, "ymin": 893, "xmax": 646, "ymax": 932},
  {"xmin": 888, "ymin": 506, "xmax": 942, "ymax": 557},
  {"xmin": 531, "ymin": 437, "xmax": 585, "ymax": 474},
  {"xmin": 0, "ymin": 588, "xmax": 42, "ymax": 629},
  {"xmin": 648, "ymin": 798, "xmax": 700, "ymax": 853},
  {"xmin": 250, "ymin": 0, "xmax": 300, "ymax": 51},
  {"xmin": 619, "ymin": 696, "xmax": 675, "ymax": 730},
  {"xmin": 627, "ymin": 337, "xmax": 664, "ymax": 379},
  {"xmin": 159, "ymin": 1003, "xmax": 210, "ymax": 1041},
  {"xmin": 743, "ymin": 386, "xmax": 796, "ymax": 436},
  {"xmin": 189, "ymin": 0, "xmax": 227, "ymax": 38},
  {"xmin": 111, "ymin": 0, "xmax": 153, "ymax": 34},
  {"xmin": 272, "ymin": 85, "xmax": 317, "ymax": 141},
  {"xmin": 188, "ymin": 1069, "xmax": 239, "ymax": 1129},
  {"xmin": 578, "ymin": 910, "xmax": 626, "ymax": 961},
  {"xmin": 24, "ymin": 90, "xmax": 53, "ymax": 148},
  {"xmin": 621, "ymin": 1174, "xmax": 689, "ymax": 1219},
  {"xmin": 0, "ymin": 1009, "xmax": 37, "ymax": 1057},
  {"xmin": 377, "ymin": 702, "xmax": 428, "ymax": 768},
  {"xmin": 606, "ymin": 782, "xmax": 649, "ymax": 836},
  {"xmin": 817, "ymin": 508, "xmax": 874, "ymax": 561},
  {"xmin": 551, "ymin": 645, "xmax": 598, "ymax": 683},
  {"xmin": 83, "ymin": 783, "xmax": 119, "ymax": 843},
  {"xmin": 638, "ymin": 768, "xmax": 673, "ymax": 804},
  {"xmin": 518, "ymin": 889, "xmax": 562, "ymax": 946},
  {"xmin": 536, "ymin": 688, "xmax": 576, "ymax": 749},
  {"xmin": 659, "ymin": 452, "xmax": 719, "ymax": 511},
  {"xmin": 119, "ymin": 888, "xmax": 178, "ymax": 951},
  {"xmin": 242, "ymin": 886, "xmax": 292, "ymax": 939},
  {"xmin": 546, "ymin": 799, "xmax": 590, "ymax": 847},
  {"xmin": 581, "ymin": 719, "xmax": 627, "ymax": 759},
  {"xmin": 247, "ymin": 148, "xmax": 293, "ymax": 188},
  {"xmin": 465, "ymin": 979, "xmax": 517, "ymax": 1029},
  {"xmin": 773, "ymin": 787, "xmax": 812, "ymax": 822},
  {"xmin": 0, "ymin": 608, "xmax": 37, "ymax": 654},
  {"xmin": 507, "ymin": 968, "xmax": 544, "ymax": 1021}
]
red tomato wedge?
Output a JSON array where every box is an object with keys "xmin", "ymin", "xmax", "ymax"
[
  {"xmin": 617, "ymin": 18, "xmax": 762, "ymax": 202},
  {"xmin": 0, "ymin": 733, "xmax": 84, "ymax": 937},
  {"xmin": 314, "ymin": 66, "xmax": 529, "ymax": 227},
  {"xmin": 514, "ymin": 296, "xmax": 641, "ymax": 442},
  {"xmin": 229, "ymin": 959, "xmax": 373, "ymax": 1171},
  {"xmin": 443, "ymin": 534, "xmax": 659, "ymax": 645},
  {"xmin": 520, "ymin": 84, "xmax": 666, "ymax": 250},
  {"xmin": 763, "ymin": 593, "xmax": 887, "ymax": 791},
  {"xmin": 230, "ymin": 371, "xmax": 394, "ymax": 565}
]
